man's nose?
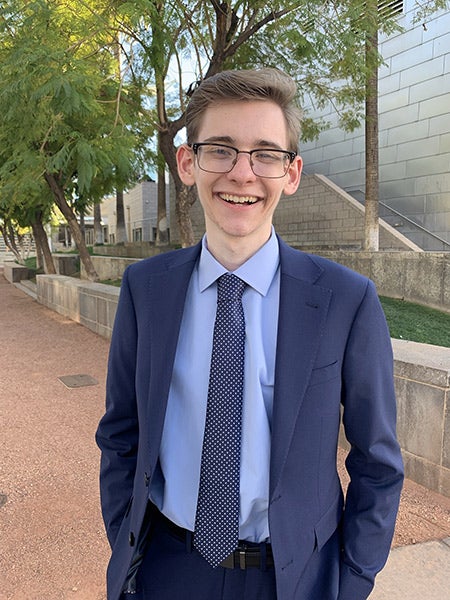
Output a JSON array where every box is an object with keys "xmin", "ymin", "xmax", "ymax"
[{"xmin": 228, "ymin": 152, "xmax": 256, "ymax": 180}]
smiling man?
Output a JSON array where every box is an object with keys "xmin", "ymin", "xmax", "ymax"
[{"xmin": 96, "ymin": 68, "xmax": 404, "ymax": 600}]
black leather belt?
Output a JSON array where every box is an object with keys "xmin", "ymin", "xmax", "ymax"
[
  {"xmin": 157, "ymin": 510, "xmax": 274, "ymax": 570},
  {"xmin": 219, "ymin": 544, "xmax": 274, "ymax": 569}
]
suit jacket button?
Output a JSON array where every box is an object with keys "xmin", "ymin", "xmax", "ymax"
[
  {"xmin": 144, "ymin": 472, "xmax": 150, "ymax": 487},
  {"xmin": 129, "ymin": 531, "xmax": 135, "ymax": 547}
]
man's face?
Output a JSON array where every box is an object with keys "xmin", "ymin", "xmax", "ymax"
[{"xmin": 177, "ymin": 100, "xmax": 302, "ymax": 253}]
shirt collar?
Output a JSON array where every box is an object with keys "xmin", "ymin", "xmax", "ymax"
[{"xmin": 198, "ymin": 228, "xmax": 280, "ymax": 297}]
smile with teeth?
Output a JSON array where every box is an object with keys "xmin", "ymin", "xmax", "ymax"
[{"xmin": 219, "ymin": 193, "xmax": 259, "ymax": 205}]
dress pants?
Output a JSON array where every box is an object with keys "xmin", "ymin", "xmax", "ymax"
[{"xmin": 121, "ymin": 510, "xmax": 277, "ymax": 600}]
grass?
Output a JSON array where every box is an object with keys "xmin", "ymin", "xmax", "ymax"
[
  {"xmin": 23, "ymin": 256, "xmax": 37, "ymax": 269},
  {"xmin": 380, "ymin": 296, "xmax": 450, "ymax": 348},
  {"xmin": 100, "ymin": 278, "xmax": 122, "ymax": 287}
]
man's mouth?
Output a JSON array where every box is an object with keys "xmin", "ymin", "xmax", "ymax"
[{"xmin": 219, "ymin": 193, "xmax": 259, "ymax": 205}]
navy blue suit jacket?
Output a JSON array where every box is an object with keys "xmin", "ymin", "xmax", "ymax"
[{"xmin": 96, "ymin": 237, "xmax": 404, "ymax": 600}]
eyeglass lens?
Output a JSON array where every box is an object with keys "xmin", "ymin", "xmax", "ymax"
[{"xmin": 196, "ymin": 144, "xmax": 291, "ymax": 178}]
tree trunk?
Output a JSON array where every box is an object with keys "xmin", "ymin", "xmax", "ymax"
[
  {"xmin": 176, "ymin": 184, "xmax": 197, "ymax": 247},
  {"xmin": 79, "ymin": 210, "xmax": 86, "ymax": 242},
  {"xmin": 156, "ymin": 138, "xmax": 169, "ymax": 246},
  {"xmin": 94, "ymin": 202, "xmax": 103, "ymax": 245},
  {"xmin": 115, "ymin": 187, "xmax": 127, "ymax": 244},
  {"xmin": 31, "ymin": 217, "xmax": 56, "ymax": 274},
  {"xmin": 159, "ymin": 128, "xmax": 196, "ymax": 247},
  {"xmin": 364, "ymin": 5, "xmax": 379, "ymax": 251},
  {"xmin": 156, "ymin": 171, "xmax": 169, "ymax": 245},
  {"xmin": 0, "ymin": 221, "xmax": 22, "ymax": 263},
  {"xmin": 44, "ymin": 172, "xmax": 99, "ymax": 281},
  {"xmin": 35, "ymin": 236, "xmax": 44, "ymax": 270}
]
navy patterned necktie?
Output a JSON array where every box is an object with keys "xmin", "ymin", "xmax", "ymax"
[{"xmin": 193, "ymin": 273, "xmax": 246, "ymax": 567}]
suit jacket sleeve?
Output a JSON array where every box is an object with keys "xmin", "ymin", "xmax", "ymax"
[
  {"xmin": 338, "ymin": 280, "xmax": 404, "ymax": 599},
  {"xmin": 95, "ymin": 267, "xmax": 139, "ymax": 548}
]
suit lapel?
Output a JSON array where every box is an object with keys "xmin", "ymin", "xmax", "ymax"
[
  {"xmin": 270, "ymin": 241, "xmax": 332, "ymax": 497},
  {"xmin": 146, "ymin": 244, "xmax": 201, "ymax": 442}
]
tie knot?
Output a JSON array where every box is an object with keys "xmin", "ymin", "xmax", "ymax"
[{"xmin": 217, "ymin": 273, "xmax": 246, "ymax": 303}]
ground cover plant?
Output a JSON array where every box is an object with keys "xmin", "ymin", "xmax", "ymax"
[{"xmin": 379, "ymin": 296, "xmax": 450, "ymax": 348}]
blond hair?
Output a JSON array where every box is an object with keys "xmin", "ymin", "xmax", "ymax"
[{"xmin": 185, "ymin": 68, "xmax": 302, "ymax": 152}]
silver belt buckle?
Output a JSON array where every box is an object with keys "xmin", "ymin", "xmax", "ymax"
[{"xmin": 239, "ymin": 548, "xmax": 247, "ymax": 570}]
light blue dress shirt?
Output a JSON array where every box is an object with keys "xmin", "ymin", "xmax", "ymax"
[{"xmin": 151, "ymin": 230, "xmax": 280, "ymax": 543}]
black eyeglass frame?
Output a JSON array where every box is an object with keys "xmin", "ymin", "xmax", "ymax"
[{"xmin": 190, "ymin": 142, "xmax": 297, "ymax": 179}]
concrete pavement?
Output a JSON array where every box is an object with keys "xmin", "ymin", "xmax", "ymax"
[
  {"xmin": 1, "ymin": 266, "xmax": 449, "ymax": 599},
  {"xmin": 369, "ymin": 538, "xmax": 450, "ymax": 599}
]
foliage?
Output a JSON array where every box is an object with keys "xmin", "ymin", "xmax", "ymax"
[
  {"xmin": 1, "ymin": 0, "xmax": 448, "ymax": 250},
  {"xmin": 0, "ymin": 1, "xmax": 141, "ymax": 197},
  {"xmin": 0, "ymin": 0, "xmax": 152, "ymax": 277}
]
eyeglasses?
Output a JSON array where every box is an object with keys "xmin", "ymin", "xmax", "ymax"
[{"xmin": 190, "ymin": 142, "xmax": 297, "ymax": 179}]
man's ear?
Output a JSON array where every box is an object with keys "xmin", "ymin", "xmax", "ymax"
[
  {"xmin": 283, "ymin": 155, "xmax": 303, "ymax": 196},
  {"xmin": 176, "ymin": 144, "xmax": 196, "ymax": 186}
]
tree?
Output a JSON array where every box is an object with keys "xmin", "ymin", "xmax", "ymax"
[
  {"xmin": 0, "ymin": 0, "xmax": 143, "ymax": 278},
  {"xmin": 364, "ymin": 0, "xmax": 381, "ymax": 251},
  {"xmin": 111, "ymin": 0, "xmax": 417, "ymax": 246},
  {"xmin": 3, "ymin": 1, "xmax": 447, "ymax": 255}
]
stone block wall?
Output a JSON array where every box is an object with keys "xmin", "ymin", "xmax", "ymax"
[
  {"xmin": 392, "ymin": 339, "xmax": 450, "ymax": 497},
  {"xmin": 169, "ymin": 173, "xmax": 420, "ymax": 251},
  {"xmin": 273, "ymin": 174, "xmax": 420, "ymax": 251}
]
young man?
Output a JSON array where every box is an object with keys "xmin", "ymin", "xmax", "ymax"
[{"xmin": 96, "ymin": 68, "xmax": 404, "ymax": 600}]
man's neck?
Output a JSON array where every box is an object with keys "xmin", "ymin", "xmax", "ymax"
[{"xmin": 205, "ymin": 233, "xmax": 272, "ymax": 272}]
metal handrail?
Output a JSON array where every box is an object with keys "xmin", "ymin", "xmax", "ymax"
[{"xmin": 378, "ymin": 201, "xmax": 450, "ymax": 250}]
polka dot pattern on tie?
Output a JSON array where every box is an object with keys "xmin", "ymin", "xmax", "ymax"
[{"xmin": 193, "ymin": 273, "xmax": 246, "ymax": 568}]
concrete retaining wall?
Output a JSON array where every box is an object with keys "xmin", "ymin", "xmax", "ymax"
[
  {"xmin": 3, "ymin": 261, "xmax": 29, "ymax": 283},
  {"xmin": 35, "ymin": 274, "xmax": 450, "ymax": 497},
  {"xmin": 392, "ymin": 339, "xmax": 450, "ymax": 497},
  {"xmin": 78, "ymin": 249, "xmax": 450, "ymax": 314},
  {"xmin": 52, "ymin": 254, "xmax": 79, "ymax": 276},
  {"xmin": 36, "ymin": 275, "xmax": 119, "ymax": 339},
  {"xmin": 316, "ymin": 251, "xmax": 450, "ymax": 314},
  {"xmin": 93, "ymin": 243, "xmax": 172, "ymax": 259},
  {"xmin": 80, "ymin": 256, "xmax": 141, "ymax": 281}
]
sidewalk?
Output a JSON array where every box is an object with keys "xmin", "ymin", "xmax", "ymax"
[
  {"xmin": 0, "ymin": 272, "xmax": 110, "ymax": 599},
  {"xmin": 369, "ymin": 538, "xmax": 450, "ymax": 599},
  {"xmin": 0, "ymin": 270, "xmax": 449, "ymax": 599}
]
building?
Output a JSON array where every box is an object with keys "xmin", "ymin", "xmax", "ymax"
[
  {"xmin": 299, "ymin": 0, "xmax": 450, "ymax": 250},
  {"xmin": 100, "ymin": 179, "xmax": 169, "ymax": 244}
]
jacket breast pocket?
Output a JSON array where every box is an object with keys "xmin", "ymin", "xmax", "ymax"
[
  {"xmin": 308, "ymin": 360, "xmax": 340, "ymax": 388},
  {"xmin": 305, "ymin": 360, "xmax": 342, "ymax": 416}
]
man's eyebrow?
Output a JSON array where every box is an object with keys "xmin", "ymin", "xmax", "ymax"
[
  {"xmin": 202, "ymin": 136, "xmax": 235, "ymax": 145},
  {"xmin": 201, "ymin": 135, "xmax": 285, "ymax": 149}
]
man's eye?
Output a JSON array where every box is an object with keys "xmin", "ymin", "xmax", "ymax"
[
  {"xmin": 206, "ymin": 146, "xmax": 233, "ymax": 158},
  {"xmin": 254, "ymin": 151, "xmax": 282, "ymax": 163}
]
